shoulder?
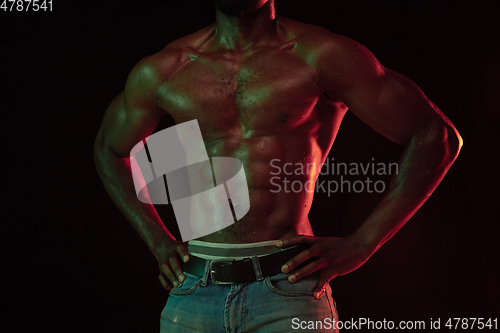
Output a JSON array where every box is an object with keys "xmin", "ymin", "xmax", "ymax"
[
  {"xmin": 126, "ymin": 23, "xmax": 215, "ymax": 89},
  {"xmin": 125, "ymin": 48, "xmax": 181, "ymax": 93},
  {"xmin": 312, "ymin": 33, "xmax": 384, "ymax": 76},
  {"xmin": 123, "ymin": 24, "xmax": 215, "ymax": 110},
  {"xmin": 281, "ymin": 19, "xmax": 385, "ymax": 88},
  {"xmin": 123, "ymin": 54, "xmax": 163, "ymax": 109},
  {"xmin": 123, "ymin": 42, "xmax": 192, "ymax": 107}
]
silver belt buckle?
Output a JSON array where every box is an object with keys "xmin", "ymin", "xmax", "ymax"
[{"xmin": 209, "ymin": 259, "xmax": 234, "ymax": 285}]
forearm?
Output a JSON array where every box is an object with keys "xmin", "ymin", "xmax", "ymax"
[
  {"xmin": 354, "ymin": 122, "xmax": 462, "ymax": 253},
  {"xmin": 94, "ymin": 142, "xmax": 177, "ymax": 257}
]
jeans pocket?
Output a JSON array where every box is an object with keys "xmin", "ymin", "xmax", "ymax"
[
  {"xmin": 265, "ymin": 271, "xmax": 320, "ymax": 297},
  {"xmin": 168, "ymin": 272, "xmax": 201, "ymax": 296}
]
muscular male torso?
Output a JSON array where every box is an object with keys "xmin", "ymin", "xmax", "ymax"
[{"xmin": 139, "ymin": 17, "xmax": 349, "ymax": 244}]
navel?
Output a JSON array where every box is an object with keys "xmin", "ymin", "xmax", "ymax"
[{"xmin": 279, "ymin": 114, "xmax": 289, "ymax": 123}]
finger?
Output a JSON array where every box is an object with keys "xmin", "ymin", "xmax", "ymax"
[
  {"xmin": 160, "ymin": 262, "xmax": 179, "ymax": 288},
  {"xmin": 169, "ymin": 255, "xmax": 186, "ymax": 284},
  {"xmin": 276, "ymin": 235, "xmax": 314, "ymax": 248},
  {"xmin": 158, "ymin": 273, "xmax": 173, "ymax": 291},
  {"xmin": 313, "ymin": 279, "xmax": 329, "ymax": 299},
  {"xmin": 176, "ymin": 243, "xmax": 190, "ymax": 263},
  {"xmin": 281, "ymin": 246, "xmax": 316, "ymax": 273},
  {"xmin": 287, "ymin": 260, "xmax": 321, "ymax": 284}
]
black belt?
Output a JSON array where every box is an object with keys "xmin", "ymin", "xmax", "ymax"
[{"xmin": 182, "ymin": 245, "xmax": 310, "ymax": 284}]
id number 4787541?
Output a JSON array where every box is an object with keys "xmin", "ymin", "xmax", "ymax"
[{"xmin": 1, "ymin": 0, "xmax": 52, "ymax": 12}]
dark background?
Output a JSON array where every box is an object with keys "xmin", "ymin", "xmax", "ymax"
[{"xmin": 3, "ymin": 0, "xmax": 499, "ymax": 332}]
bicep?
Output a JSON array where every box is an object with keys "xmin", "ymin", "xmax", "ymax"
[
  {"xmin": 95, "ymin": 58, "xmax": 165, "ymax": 157},
  {"xmin": 320, "ymin": 35, "xmax": 447, "ymax": 145},
  {"xmin": 342, "ymin": 69, "xmax": 444, "ymax": 145},
  {"xmin": 96, "ymin": 91, "xmax": 164, "ymax": 157}
]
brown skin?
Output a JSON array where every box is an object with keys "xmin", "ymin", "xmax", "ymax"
[{"xmin": 94, "ymin": 0, "xmax": 462, "ymax": 298}]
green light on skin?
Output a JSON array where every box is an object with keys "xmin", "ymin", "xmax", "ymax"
[
  {"xmin": 294, "ymin": 42, "xmax": 319, "ymax": 68},
  {"xmin": 157, "ymin": 84, "xmax": 196, "ymax": 111}
]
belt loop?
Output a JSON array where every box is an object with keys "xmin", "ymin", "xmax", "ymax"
[
  {"xmin": 251, "ymin": 256, "xmax": 264, "ymax": 281},
  {"xmin": 201, "ymin": 260, "xmax": 211, "ymax": 286}
]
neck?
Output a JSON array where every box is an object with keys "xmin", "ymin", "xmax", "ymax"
[{"xmin": 214, "ymin": 0, "xmax": 277, "ymax": 51}]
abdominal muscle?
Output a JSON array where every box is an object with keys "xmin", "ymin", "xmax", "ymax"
[{"xmin": 193, "ymin": 132, "xmax": 322, "ymax": 244}]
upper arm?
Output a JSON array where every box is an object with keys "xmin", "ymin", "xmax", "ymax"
[
  {"xmin": 95, "ymin": 57, "xmax": 165, "ymax": 157},
  {"xmin": 318, "ymin": 34, "xmax": 458, "ymax": 145}
]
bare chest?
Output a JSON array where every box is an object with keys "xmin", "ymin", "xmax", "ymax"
[{"xmin": 156, "ymin": 47, "xmax": 322, "ymax": 141}]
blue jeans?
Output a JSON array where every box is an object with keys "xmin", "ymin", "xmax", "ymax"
[{"xmin": 160, "ymin": 266, "xmax": 339, "ymax": 332}]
